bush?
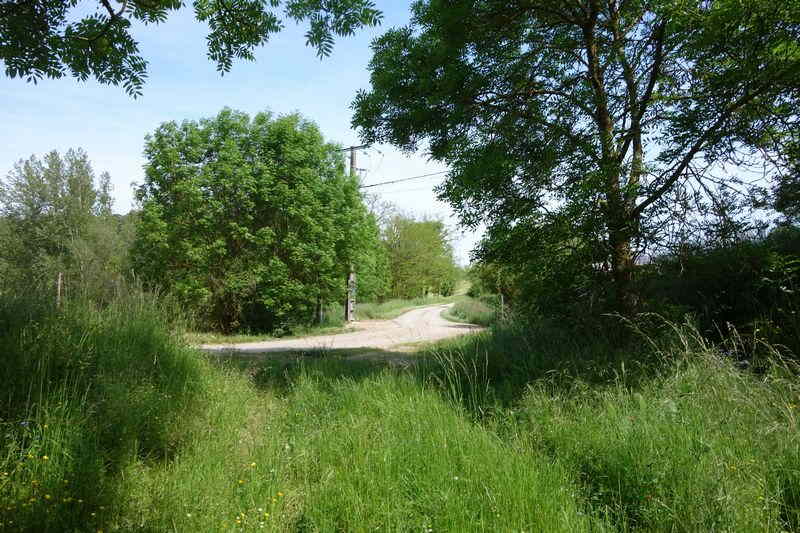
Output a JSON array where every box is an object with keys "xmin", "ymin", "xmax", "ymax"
[{"xmin": 638, "ymin": 227, "xmax": 800, "ymax": 354}]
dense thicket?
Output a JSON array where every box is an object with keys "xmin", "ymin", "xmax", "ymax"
[{"xmin": 133, "ymin": 109, "xmax": 388, "ymax": 332}]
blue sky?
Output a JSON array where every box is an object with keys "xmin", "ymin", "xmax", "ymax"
[{"xmin": 0, "ymin": 1, "xmax": 482, "ymax": 263}]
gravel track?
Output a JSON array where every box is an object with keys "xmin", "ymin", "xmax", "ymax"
[{"xmin": 198, "ymin": 303, "xmax": 482, "ymax": 355}]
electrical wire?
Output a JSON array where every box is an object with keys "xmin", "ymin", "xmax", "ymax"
[
  {"xmin": 359, "ymin": 170, "xmax": 448, "ymax": 189},
  {"xmin": 373, "ymin": 185, "xmax": 441, "ymax": 195}
]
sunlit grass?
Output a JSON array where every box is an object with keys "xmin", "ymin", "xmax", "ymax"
[
  {"xmin": 3, "ymin": 293, "xmax": 800, "ymax": 531},
  {"xmin": 442, "ymin": 297, "xmax": 495, "ymax": 326}
]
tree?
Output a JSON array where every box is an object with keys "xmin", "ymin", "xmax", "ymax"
[
  {"xmin": 0, "ymin": 0, "xmax": 382, "ymax": 96},
  {"xmin": 352, "ymin": 0, "xmax": 800, "ymax": 313},
  {"xmin": 132, "ymin": 108, "xmax": 383, "ymax": 332},
  {"xmin": 0, "ymin": 149, "xmax": 125, "ymax": 298},
  {"xmin": 382, "ymin": 214, "xmax": 457, "ymax": 298}
]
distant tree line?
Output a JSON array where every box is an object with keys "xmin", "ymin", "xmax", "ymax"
[{"xmin": 0, "ymin": 148, "xmax": 135, "ymax": 303}]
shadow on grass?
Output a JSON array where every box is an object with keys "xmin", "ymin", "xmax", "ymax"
[
  {"xmin": 204, "ymin": 314, "xmax": 664, "ymax": 415},
  {"xmin": 208, "ymin": 347, "xmax": 424, "ymax": 395}
]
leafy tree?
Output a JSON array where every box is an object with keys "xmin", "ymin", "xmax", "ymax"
[
  {"xmin": 352, "ymin": 0, "xmax": 800, "ymax": 313},
  {"xmin": 0, "ymin": 0, "xmax": 382, "ymax": 96},
  {"xmin": 382, "ymin": 214, "xmax": 457, "ymax": 298},
  {"xmin": 0, "ymin": 149, "xmax": 117, "ymax": 293},
  {"xmin": 133, "ymin": 108, "xmax": 383, "ymax": 332}
]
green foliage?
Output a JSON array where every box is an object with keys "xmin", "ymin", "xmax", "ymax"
[
  {"xmin": 638, "ymin": 226, "xmax": 800, "ymax": 354},
  {"xmin": 0, "ymin": 0, "xmax": 382, "ymax": 96},
  {"xmin": 0, "ymin": 149, "xmax": 129, "ymax": 301},
  {"xmin": 774, "ymin": 139, "xmax": 800, "ymax": 222},
  {"xmin": 133, "ymin": 108, "xmax": 385, "ymax": 333},
  {"xmin": 382, "ymin": 214, "xmax": 458, "ymax": 299},
  {"xmin": 353, "ymin": 0, "xmax": 800, "ymax": 313}
]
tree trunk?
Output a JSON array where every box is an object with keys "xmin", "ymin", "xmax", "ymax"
[{"xmin": 610, "ymin": 233, "xmax": 635, "ymax": 315}]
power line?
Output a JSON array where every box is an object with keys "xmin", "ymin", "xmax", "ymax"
[
  {"xmin": 359, "ymin": 171, "xmax": 448, "ymax": 189},
  {"xmin": 375, "ymin": 185, "xmax": 440, "ymax": 195}
]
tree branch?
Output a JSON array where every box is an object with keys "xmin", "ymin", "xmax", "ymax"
[
  {"xmin": 632, "ymin": 86, "xmax": 767, "ymax": 218},
  {"xmin": 616, "ymin": 18, "xmax": 667, "ymax": 163},
  {"xmin": 73, "ymin": 0, "xmax": 128, "ymax": 42}
]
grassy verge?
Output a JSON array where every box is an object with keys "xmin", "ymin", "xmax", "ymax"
[
  {"xmin": 329, "ymin": 294, "xmax": 457, "ymax": 321},
  {"xmin": 3, "ymin": 293, "xmax": 799, "ymax": 531},
  {"xmin": 441, "ymin": 297, "xmax": 495, "ymax": 326}
]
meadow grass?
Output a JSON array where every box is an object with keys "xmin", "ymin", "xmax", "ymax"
[
  {"xmin": 441, "ymin": 297, "xmax": 496, "ymax": 326},
  {"xmin": 2, "ymin": 293, "xmax": 800, "ymax": 532}
]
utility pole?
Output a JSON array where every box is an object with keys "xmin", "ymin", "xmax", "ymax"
[{"xmin": 343, "ymin": 144, "xmax": 368, "ymax": 322}]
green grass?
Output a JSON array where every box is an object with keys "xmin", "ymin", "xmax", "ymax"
[
  {"xmin": 3, "ymin": 293, "xmax": 800, "ymax": 531},
  {"xmin": 442, "ymin": 297, "xmax": 495, "ymax": 326}
]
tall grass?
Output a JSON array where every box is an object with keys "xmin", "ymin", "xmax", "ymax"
[
  {"xmin": 442, "ymin": 297, "xmax": 496, "ymax": 326},
  {"xmin": 3, "ymin": 289, "xmax": 800, "ymax": 531},
  {"xmin": 0, "ymin": 289, "xmax": 209, "ymax": 531},
  {"xmin": 418, "ymin": 317, "xmax": 800, "ymax": 531}
]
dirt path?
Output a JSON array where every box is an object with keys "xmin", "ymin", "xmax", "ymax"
[{"xmin": 198, "ymin": 304, "xmax": 483, "ymax": 355}]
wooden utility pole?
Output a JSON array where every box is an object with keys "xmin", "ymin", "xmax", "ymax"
[{"xmin": 342, "ymin": 144, "xmax": 368, "ymax": 322}]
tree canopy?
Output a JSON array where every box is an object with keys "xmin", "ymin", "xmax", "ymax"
[
  {"xmin": 0, "ymin": 0, "xmax": 382, "ymax": 95},
  {"xmin": 133, "ymin": 108, "xmax": 384, "ymax": 332},
  {"xmin": 352, "ymin": 0, "xmax": 800, "ymax": 312}
]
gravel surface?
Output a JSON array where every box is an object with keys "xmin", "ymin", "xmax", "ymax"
[{"xmin": 198, "ymin": 304, "xmax": 483, "ymax": 355}]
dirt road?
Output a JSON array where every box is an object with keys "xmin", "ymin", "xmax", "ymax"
[{"xmin": 198, "ymin": 304, "xmax": 482, "ymax": 355}]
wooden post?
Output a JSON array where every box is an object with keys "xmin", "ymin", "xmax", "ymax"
[{"xmin": 56, "ymin": 272, "xmax": 62, "ymax": 309}]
